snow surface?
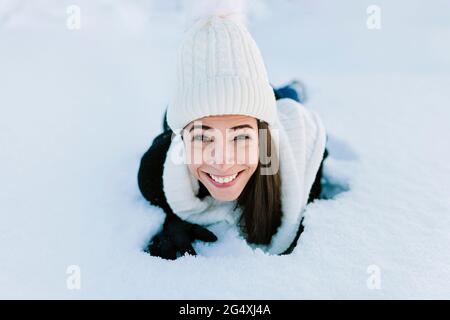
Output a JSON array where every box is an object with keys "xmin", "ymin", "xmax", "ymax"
[{"xmin": 1, "ymin": 0, "xmax": 449, "ymax": 299}]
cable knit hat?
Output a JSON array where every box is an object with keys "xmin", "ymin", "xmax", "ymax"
[{"xmin": 167, "ymin": 14, "xmax": 277, "ymax": 134}]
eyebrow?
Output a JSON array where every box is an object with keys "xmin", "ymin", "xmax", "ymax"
[
  {"xmin": 229, "ymin": 124, "xmax": 254, "ymax": 131},
  {"xmin": 189, "ymin": 124, "xmax": 212, "ymax": 133},
  {"xmin": 188, "ymin": 124, "xmax": 254, "ymax": 133}
]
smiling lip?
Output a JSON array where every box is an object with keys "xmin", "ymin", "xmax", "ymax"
[{"xmin": 204, "ymin": 170, "xmax": 244, "ymax": 188}]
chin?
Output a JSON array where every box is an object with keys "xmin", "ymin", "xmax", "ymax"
[{"xmin": 210, "ymin": 192, "xmax": 240, "ymax": 202}]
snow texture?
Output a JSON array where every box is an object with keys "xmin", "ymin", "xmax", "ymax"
[{"xmin": 0, "ymin": 0, "xmax": 449, "ymax": 299}]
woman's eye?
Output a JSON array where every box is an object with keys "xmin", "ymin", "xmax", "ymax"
[
  {"xmin": 234, "ymin": 134, "xmax": 250, "ymax": 141},
  {"xmin": 192, "ymin": 134, "xmax": 212, "ymax": 142}
]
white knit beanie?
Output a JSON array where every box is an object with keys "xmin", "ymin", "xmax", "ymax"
[{"xmin": 167, "ymin": 13, "xmax": 277, "ymax": 134}]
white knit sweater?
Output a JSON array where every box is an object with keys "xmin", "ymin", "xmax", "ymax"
[{"xmin": 162, "ymin": 98, "xmax": 327, "ymax": 254}]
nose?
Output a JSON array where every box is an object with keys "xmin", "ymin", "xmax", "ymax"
[{"xmin": 208, "ymin": 141, "xmax": 236, "ymax": 169}]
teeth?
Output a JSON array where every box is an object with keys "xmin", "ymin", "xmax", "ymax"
[{"xmin": 209, "ymin": 172, "xmax": 238, "ymax": 184}]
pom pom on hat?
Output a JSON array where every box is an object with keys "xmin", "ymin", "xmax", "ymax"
[{"xmin": 183, "ymin": 0, "xmax": 248, "ymax": 26}]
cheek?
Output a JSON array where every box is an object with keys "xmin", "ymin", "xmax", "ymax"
[
  {"xmin": 185, "ymin": 143, "xmax": 204, "ymax": 178},
  {"xmin": 187, "ymin": 163, "xmax": 201, "ymax": 179},
  {"xmin": 235, "ymin": 141, "xmax": 259, "ymax": 166},
  {"xmin": 185, "ymin": 142, "xmax": 206, "ymax": 166},
  {"xmin": 192, "ymin": 144, "xmax": 220, "ymax": 166}
]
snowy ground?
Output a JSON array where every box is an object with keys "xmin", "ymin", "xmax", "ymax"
[{"xmin": 1, "ymin": 0, "xmax": 449, "ymax": 299}]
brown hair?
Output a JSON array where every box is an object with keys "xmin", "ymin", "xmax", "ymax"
[{"xmin": 234, "ymin": 120, "xmax": 282, "ymax": 245}]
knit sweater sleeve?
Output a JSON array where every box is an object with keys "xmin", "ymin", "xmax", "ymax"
[{"xmin": 137, "ymin": 130, "xmax": 175, "ymax": 216}]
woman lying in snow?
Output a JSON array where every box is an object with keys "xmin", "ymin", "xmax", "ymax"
[{"xmin": 137, "ymin": 14, "xmax": 328, "ymax": 260}]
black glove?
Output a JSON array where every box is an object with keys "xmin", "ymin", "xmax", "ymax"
[{"xmin": 145, "ymin": 214, "xmax": 218, "ymax": 260}]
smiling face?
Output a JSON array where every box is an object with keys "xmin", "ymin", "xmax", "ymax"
[{"xmin": 182, "ymin": 115, "xmax": 259, "ymax": 202}]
